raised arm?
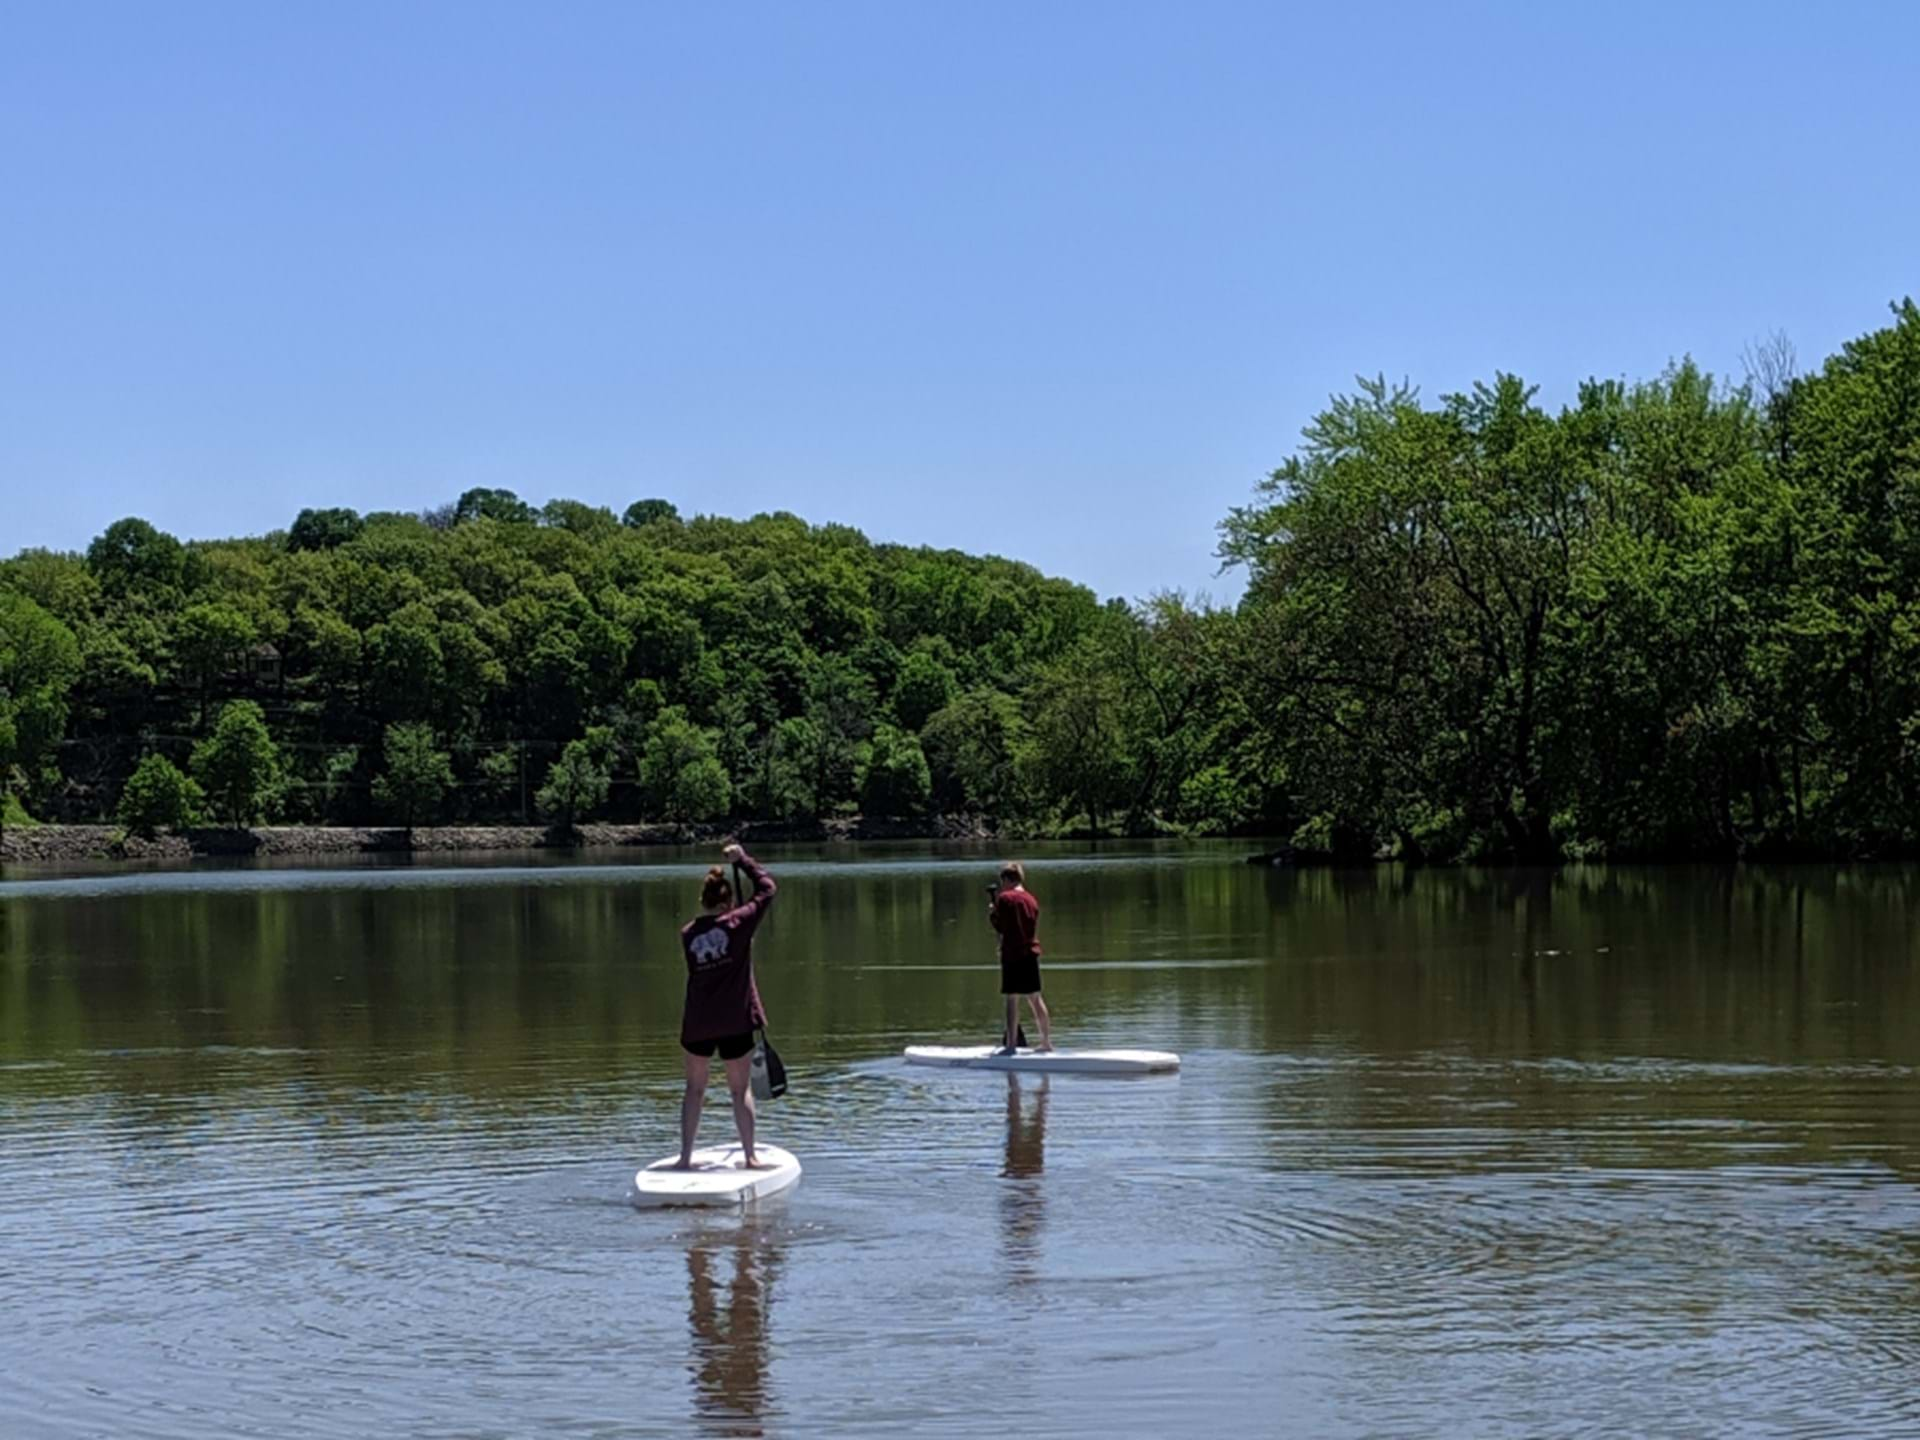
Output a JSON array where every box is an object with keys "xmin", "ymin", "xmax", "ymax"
[{"xmin": 722, "ymin": 845, "xmax": 776, "ymax": 931}]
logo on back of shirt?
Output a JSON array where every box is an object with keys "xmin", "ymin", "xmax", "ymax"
[{"xmin": 689, "ymin": 925, "xmax": 730, "ymax": 967}]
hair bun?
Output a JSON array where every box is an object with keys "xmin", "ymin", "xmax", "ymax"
[{"xmin": 700, "ymin": 866, "xmax": 735, "ymax": 909}]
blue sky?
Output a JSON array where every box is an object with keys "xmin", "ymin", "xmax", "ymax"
[{"xmin": 2, "ymin": 2, "xmax": 1914, "ymax": 604}]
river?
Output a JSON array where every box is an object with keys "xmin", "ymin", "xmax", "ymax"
[{"xmin": 3, "ymin": 847, "xmax": 1918, "ymax": 1436}]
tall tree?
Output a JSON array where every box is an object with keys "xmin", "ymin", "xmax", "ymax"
[
  {"xmin": 0, "ymin": 592, "xmax": 82, "ymax": 834},
  {"xmin": 536, "ymin": 739, "xmax": 611, "ymax": 832},
  {"xmin": 190, "ymin": 701, "xmax": 284, "ymax": 827},
  {"xmin": 372, "ymin": 722, "xmax": 455, "ymax": 835}
]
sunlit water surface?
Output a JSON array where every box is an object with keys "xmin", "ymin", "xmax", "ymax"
[{"xmin": 4, "ymin": 847, "xmax": 1919, "ymax": 1436}]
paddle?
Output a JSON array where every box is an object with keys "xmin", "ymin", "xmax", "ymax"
[{"xmin": 736, "ymin": 857, "xmax": 787, "ymax": 1100}]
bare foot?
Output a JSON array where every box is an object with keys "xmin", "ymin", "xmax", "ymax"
[
  {"xmin": 737, "ymin": 1156, "xmax": 776, "ymax": 1170},
  {"xmin": 670, "ymin": 1157, "xmax": 694, "ymax": 1170},
  {"xmin": 1035, "ymin": 1043, "xmax": 1055, "ymax": 1053}
]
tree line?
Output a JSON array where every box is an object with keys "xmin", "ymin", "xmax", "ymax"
[
  {"xmin": 3, "ymin": 301, "xmax": 1917, "ymax": 858},
  {"xmin": 0, "ymin": 492, "xmax": 1222, "ymax": 838},
  {"xmin": 1220, "ymin": 301, "xmax": 1920, "ymax": 860}
]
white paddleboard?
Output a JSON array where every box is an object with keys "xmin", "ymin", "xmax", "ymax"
[
  {"xmin": 903, "ymin": 1045, "xmax": 1180, "ymax": 1075},
  {"xmin": 632, "ymin": 1143, "xmax": 801, "ymax": 1208}
]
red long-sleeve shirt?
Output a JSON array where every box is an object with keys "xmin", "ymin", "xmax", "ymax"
[{"xmin": 990, "ymin": 886, "xmax": 1041, "ymax": 963}]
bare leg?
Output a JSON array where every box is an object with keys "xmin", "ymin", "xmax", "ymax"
[
  {"xmin": 1003, "ymin": 994, "xmax": 1020, "ymax": 1051},
  {"xmin": 678, "ymin": 1052, "xmax": 710, "ymax": 1167},
  {"xmin": 724, "ymin": 1053, "xmax": 771, "ymax": 1167},
  {"xmin": 1027, "ymin": 992, "xmax": 1052, "ymax": 1051}
]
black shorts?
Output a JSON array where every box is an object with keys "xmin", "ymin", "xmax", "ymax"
[
  {"xmin": 1000, "ymin": 954, "xmax": 1042, "ymax": 996},
  {"xmin": 682, "ymin": 1030, "xmax": 756, "ymax": 1061}
]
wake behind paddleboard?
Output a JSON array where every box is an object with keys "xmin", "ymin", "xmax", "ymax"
[
  {"xmin": 903, "ymin": 1045, "xmax": 1180, "ymax": 1075},
  {"xmin": 632, "ymin": 1143, "xmax": 801, "ymax": 1208}
]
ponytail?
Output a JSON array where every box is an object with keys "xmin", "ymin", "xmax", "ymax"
[{"xmin": 701, "ymin": 866, "xmax": 734, "ymax": 910}]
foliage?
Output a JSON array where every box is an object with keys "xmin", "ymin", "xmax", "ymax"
[
  {"xmin": 922, "ymin": 689, "xmax": 1031, "ymax": 818},
  {"xmin": 536, "ymin": 739, "xmax": 611, "ymax": 830},
  {"xmin": 190, "ymin": 701, "xmax": 285, "ymax": 827},
  {"xmin": 288, "ymin": 508, "xmax": 365, "ymax": 552},
  {"xmin": 637, "ymin": 707, "xmax": 732, "ymax": 821},
  {"xmin": 1216, "ymin": 299, "xmax": 1920, "ymax": 858},
  {"xmin": 859, "ymin": 725, "xmax": 933, "ymax": 816},
  {"xmin": 117, "ymin": 754, "xmax": 204, "ymax": 835},
  {"xmin": 0, "ymin": 592, "xmax": 82, "ymax": 816},
  {"xmin": 319, "ymin": 748, "xmax": 362, "ymax": 824},
  {"xmin": 892, "ymin": 649, "xmax": 958, "ymax": 731},
  {"xmin": 371, "ymin": 722, "xmax": 455, "ymax": 831},
  {"xmin": 14, "ymin": 301, "xmax": 1920, "ymax": 854},
  {"xmin": 622, "ymin": 498, "xmax": 681, "ymax": 528},
  {"xmin": 174, "ymin": 602, "xmax": 258, "ymax": 721}
]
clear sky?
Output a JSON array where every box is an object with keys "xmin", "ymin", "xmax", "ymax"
[{"xmin": 2, "ymin": 2, "xmax": 1914, "ymax": 604}]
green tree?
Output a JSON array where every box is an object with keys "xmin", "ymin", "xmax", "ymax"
[
  {"xmin": 319, "ymin": 747, "xmax": 362, "ymax": 823},
  {"xmin": 86, "ymin": 518, "xmax": 186, "ymax": 597},
  {"xmin": 622, "ymin": 498, "xmax": 681, "ymax": 528},
  {"xmin": 540, "ymin": 499, "xmax": 619, "ymax": 536},
  {"xmin": 371, "ymin": 722, "xmax": 455, "ymax": 834},
  {"xmin": 287, "ymin": 508, "xmax": 364, "ymax": 552},
  {"xmin": 891, "ymin": 649, "xmax": 958, "ymax": 731},
  {"xmin": 860, "ymin": 725, "xmax": 932, "ymax": 816},
  {"xmin": 922, "ymin": 689, "xmax": 1030, "ymax": 817},
  {"xmin": 1220, "ymin": 373, "xmax": 1590, "ymax": 858},
  {"xmin": 536, "ymin": 739, "xmax": 611, "ymax": 831},
  {"xmin": 0, "ymin": 592, "xmax": 82, "ymax": 832},
  {"xmin": 1024, "ymin": 648, "xmax": 1130, "ymax": 830},
  {"xmin": 637, "ymin": 707, "xmax": 731, "ymax": 821},
  {"xmin": 764, "ymin": 717, "xmax": 820, "ymax": 820},
  {"xmin": 118, "ymin": 754, "xmax": 204, "ymax": 835},
  {"xmin": 0, "ymin": 548, "xmax": 99, "ymax": 622},
  {"xmin": 453, "ymin": 487, "xmax": 536, "ymax": 525},
  {"xmin": 476, "ymin": 747, "xmax": 521, "ymax": 818},
  {"xmin": 364, "ymin": 617, "xmax": 445, "ymax": 723},
  {"xmin": 803, "ymin": 657, "xmax": 876, "ymax": 812},
  {"xmin": 173, "ymin": 602, "xmax": 258, "ymax": 725},
  {"xmin": 190, "ymin": 700, "xmax": 284, "ymax": 827},
  {"xmin": 668, "ymin": 756, "xmax": 732, "ymax": 822}
]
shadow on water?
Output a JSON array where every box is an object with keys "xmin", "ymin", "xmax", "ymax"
[
  {"xmin": 685, "ymin": 1220, "xmax": 785, "ymax": 1438},
  {"xmin": 1000, "ymin": 1073, "xmax": 1049, "ymax": 1286}
]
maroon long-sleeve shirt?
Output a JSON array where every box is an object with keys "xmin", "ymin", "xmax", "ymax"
[
  {"xmin": 990, "ymin": 886, "xmax": 1041, "ymax": 963},
  {"xmin": 679, "ymin": 853, "xmax": 777, "ymax": 1044}
]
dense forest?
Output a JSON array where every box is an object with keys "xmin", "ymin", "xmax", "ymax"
[{"xmin": 3, "ymin": 301, "xmax": 1918, "ymax": 860}]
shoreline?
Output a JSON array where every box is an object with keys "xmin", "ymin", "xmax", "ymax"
[{"xmin": 0, "ymin": 816, "xmax": 999, "ymax": 867}]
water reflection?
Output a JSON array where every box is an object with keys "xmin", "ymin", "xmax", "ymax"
[
  {"xmin": 685, "ymin": 1224, "xmax": 782, "ymax": 1437},
  {"xmin": 1000, "ymin": 1074, "xmax": 1049, "ymax": 1284},
  {"xmin": 9, "ymin": 854, "xmax": 1920, "ymax": 1436}
]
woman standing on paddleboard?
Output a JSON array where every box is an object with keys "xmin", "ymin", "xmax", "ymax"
[
  {"xmin": 676, "ymin": 843, "xmax": 777, "ymax": 1170},
  {"xmin": 989, "ymin": 861, "xmax": 1052, "ymax": 1055}
]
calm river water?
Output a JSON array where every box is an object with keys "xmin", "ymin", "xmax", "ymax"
[{"xmin": 3, "ymin": 847, "xmax": 1919, "ymax": 1437}]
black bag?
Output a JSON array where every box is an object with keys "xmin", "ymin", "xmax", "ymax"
[{"xmin": 750, "ymin": 1030, "xmax": 787, "ymax": 1101}]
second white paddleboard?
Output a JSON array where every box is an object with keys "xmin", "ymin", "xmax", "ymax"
[
  {"xmin": 633, "ymin": 1143, "xmax": 801, "ymax": 1208},
  {"xmin": 903, "ymin": 1045, "xmax": 1180, "ymax": 1075}
]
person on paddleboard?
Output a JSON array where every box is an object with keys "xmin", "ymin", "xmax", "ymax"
[
  {"xmin": 989, "ymin": 861, "xmax": 1052, "ymax": 1055},
  {"xmin": 676, "ymin": 843, "xmax": 777, "ymax": 1170}
]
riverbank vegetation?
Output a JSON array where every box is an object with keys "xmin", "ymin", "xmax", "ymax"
[{"xmin": 3, "ymin": 302, "xmax": 1917, "ymax": 861}]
